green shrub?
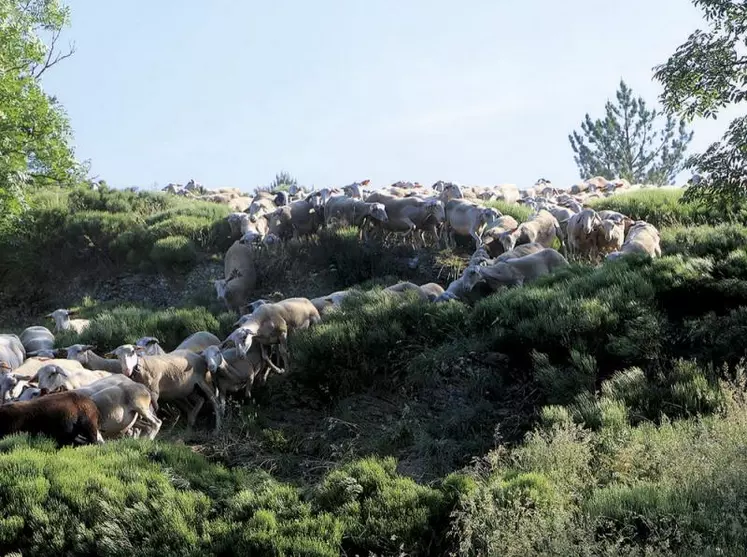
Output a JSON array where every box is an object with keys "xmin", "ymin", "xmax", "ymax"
[
  {"xmin": 589, "ymin": 189, "xmax": 737, "ymax": 227},
  {"xmin": 483, "ymin": 200, "xmax": 533, "ymax": 222},
  {"xmin": 149, "ymin": 235, "xmax": 198, "ymax": 268},
  {"xmin": 660, "ymin": 223, "xmax": 747, "ymax": 259},
  {"xmin": 55, "ymin": 306, "xmax": 222, "ymax": 352}
]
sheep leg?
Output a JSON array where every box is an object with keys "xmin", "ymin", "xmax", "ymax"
[
  {"xmin": 261, "ymin": 344, "xmax": 285, "ymax": 375},
  {"xmin": 194, "ymin": 378, "xmax": 222, "ymax": 432},
  {"xmin": 185, "ymin": 393, "xmax": 205, "ymax": 428},
  {"xmin": 133, "ymin": 399, "xmax": 163, "ymax": 440},
  {"xmin": 277, "ymin": 334, "xmax": 291, "ymax": 373},
  {"xmin": 244, "ymin": 372, "xmax": 256, "ymax": 400}
]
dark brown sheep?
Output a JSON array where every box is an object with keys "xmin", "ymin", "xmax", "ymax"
[{"xmin": 0, "ymin": 391, "xmax": 104, "ymax": 447}]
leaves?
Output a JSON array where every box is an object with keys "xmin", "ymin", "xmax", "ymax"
[
  {"xmin": 568, "ymin": 80, "xmax": 693, "ymax": 185},
  {"xmin": 654, "ymin": 0, "xmax": 747, "ymax": 209},
  {"xmin": 0, "ymin": 0, "xmax": 78, "ymax": 221}
]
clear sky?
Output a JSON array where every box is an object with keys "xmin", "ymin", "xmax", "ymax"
[{"xmin": 42, "ymin": 0, "xmax": 743, "ymax": 192}]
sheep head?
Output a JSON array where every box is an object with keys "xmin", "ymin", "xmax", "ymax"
[
  {"xmin": 367, "ymin": 202, "xmax": 388, "ymax": 223},
  {"xmin": 214, "ymin": 279, "xmax": 228, "ymax": 301},
  {"xmin": 461, "ymin": 265, "xmax": 484, "ymax": 291},
  {"xmin": 135, "ymin": 337, "xmax": 162, "ymax": 356},
  {"xmin": 499, "ymin": 229, "xmax": 519, "ymax": 252},
  {"xmin": 63, "ymin": 344, "xmax": 96, "ymax": 361},
  {"xmin": 46, "ymin": 308, "xmax": 73, "ymax": 332},
  {"xmin": 109, "ymin": 344, "xmax": 141, "ymax": 377},
  {"xmin": 223, "ymin": 328, "xmax": 254, "ymax": 358},
  {"xmin": 202, "ymin": 345, "xmax": 225, "ymax": 374},
  {"xmin": 35, "ymin": 364, "xmax": 70, "ymax": 393}
]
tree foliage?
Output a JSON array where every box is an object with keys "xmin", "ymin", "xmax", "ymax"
[
  {"xmin": 654, "ymin": 0, "xmax": 747, "ymax": 210},
  {"xmin": 568, "ymin": 80, "xmax": 693, "ymax": 185},
  {"xmin": 0, "ymin": 0, "xmax": 79, "ymax": 224}
]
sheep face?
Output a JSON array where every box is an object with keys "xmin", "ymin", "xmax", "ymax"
[
  {"xmin": 599, "ymin": 220, "xmax": 618, "ymax": 242},
  {"xmin": 64, "ymin": 344, "xmax": 95, "ymax": 362},
  {"xmin": 368, "ymin": 203, "xmax": 388, "ymax": 223},
  {"xmin": 499, "ymin": 230, "xmax": 518, "ymax": 252},
  {"xmin": 461, "ymin": 266, "xmax": 484, "ymax": 291},
  {"xmin": 226, "ymin": 328, "xmax": 254, "ymax": 358},
  {"xmin": 17, "ymin": 386, "xmax": 40, "ymax": 401},
  {"xmin": 482, "ymin": 208, "xmax": 502, "ymax": 226},
  {"xmin": 0, "ymin": 372, "xmax": 18, "ymax": 403},
  {"xmin": 202, "ymin": 346, "xmax": 225, "ymax": 374},
  {"xmin": 36, "ymin": 364, "xmax": 70, "ymax": 393},
  {"xmin": 47, "ymin": 309, "xmax": 73, "ymax": 332},
  {"xmin": 111, "ymin": 345, "xmax": 140, "ymax": 377},
  {"xmin": 214, "ymin": 279, "xmax": 227, "ymax": 301}
]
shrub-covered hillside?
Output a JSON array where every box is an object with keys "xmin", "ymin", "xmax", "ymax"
[{"xmin": 5, "ymin": 186, "xmax": 747, "ymax": 555}]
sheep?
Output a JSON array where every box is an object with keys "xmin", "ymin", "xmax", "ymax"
[
  {"xmin": 30, "ymin": 364, "xmax": 111, "ymax": 392},
  {"xmin": 607, "ymin": 221, "xmax": 662, "ymax": 260},
  {"xmin": 70, "ymin": 375, "xmax": 162, "ymax": 440},
  {"xmin": 218, "ymin": 240, "xmax": 257, "ymax": 313},
  {"xmin": 223, "ymin": 297, "xmax": 321, "ymax": 374},
  {"xmin": 201, "ymin": 345, "xmax": 270, "ymax": 413},
  {"xmin": 0, "ymin": 369, "xmax": 19, "ymax": 403},
  {"xmin": 19, "ymin": 326, "xmax": 55, "ymax": 357},
  {"xmin": 482, "ymin": 216, "xmax": 519, "ymax": 257},
  {"xmin": 499, "ymin": 210, "xmax": 565, "ymax": 254},
  {"xmin": 46, "ymin": 309, "xmax": 90, "ymax": 334},
  {"xmin": 597, "ymin": 210, "xmax": 635, "ymax": 234},
  {"xmin": 566, "ymin": 208, "xmax": 603, "ymax": 260},
  {"xmin": 309, "ymin": 290, "xmax": 352, "ymax": 317},
  {"xmin": 443, "ymin": 199, "xmax": 501, "ymax": 249},
  {"xmin": 174, "ymin": 331, "xmax": 221, "ymax": 353},
  {"xmin": 462, "ymin": 248, "xmax": 570, "ymax": 291},
  {"xmin": 493, "ymin": 242, "xmax": 546, "ymax": 262},
  {"xmin": 383, "ymin": 282, "xmax": 429, "ymax": 301},
  {"xmin": 64, "ymin": 344, "xmax": 123, "ymax": 374},
  {"xmin": 13, "ymin": 357, "xmax": 91, "ymax": 380},
  {"xmin": 108, "ymin": 345, "xmax": 221, "ymax": 431},
  {"xmin": 17, "ymin": 386, "xmax": 41, "ymax": 402},
  {"xmin": 135, "ymin": 337, "xmax": 166, "ymax": 356},
  {"xmin": 419, "ymin": 283, "xmax": 446, "ymax": 301},
  {"xmin": 595, "ymin": 219, "xmax": 626, "ymax": 256},
  {"xmin": 0, "ymin": 334, "xmax": 25, "ymax": 371},
  {"xmin": 0, "ymin": 391, "xmax": 104, "ymax": 447}
]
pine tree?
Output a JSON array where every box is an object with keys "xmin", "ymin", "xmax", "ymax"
[{"xmin": 568, "ymin": 80, "xmax": 693, "ymax": 185}]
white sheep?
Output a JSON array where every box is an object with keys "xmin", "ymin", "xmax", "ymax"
[
  {"xmin": 462, "ymin": 248, "xmax": 570, "ymax": 290},
  {"xmin": 46, "ymin": 309, "xmax": 90, "ymax": 334}
]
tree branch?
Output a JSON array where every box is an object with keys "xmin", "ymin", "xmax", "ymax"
[{"xmin": 31, "ymin": 29, "xmax": 76, "ymax": 80}]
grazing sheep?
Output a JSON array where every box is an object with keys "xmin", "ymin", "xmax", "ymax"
[
  {"xmin": 462, "ymin": 248, "xmax": 570, "ymax": 290},
  {"xmin": 19, "ymin": 326, "xmax": 55, "ymax": 357},
  {"xmin": 31, "ymin": 364, "xmax": 111, "ymax": 392},
  {"xmin": 419, "ymin": 283, "xmax": 445, "ymax": 301},
  {"xmin": 174, "ymin": 331, "xmax": 221, "ymax": 353},
  {"xmin": 383, "ymin": 282, "xmax": 429, "ymax": 301},
  {"xmin": 223, "ymin": 298, "xmax": 321, "ymax": 374},
  {"xmin": 0, "ymin": 369, "xmax": 19, "ymax": 403},
  {"xmin": 64, "ymin": 345, "xmax": 123, "ymax": 374},
  {"xmin": 597, "ymin": 210, "xmax": 635, "ymax": 234},
  {"xmin": 17, "ymin": 385, "xmax": 41, "ymax": 402},
  {"xmin": 324, "ymin": 197, "xmax": 389, "ymax": 230},
  {"xmin": 0, "ymin": 391, "xmax": 104, "ymax": 447},
  {"xmin": 494, "ymin": 242, "xmax": 546, "ymax": 262},
  {"xmin": 309, "ymin": 290, "xmax": 352, "ymax": 317},
  {"xmin": 202, "ymin": 345, "xmax": 270, "ymax": 412},
  {"xmin": 500, "ymin": 210, "xmax": 565, "ymax": 254},
  {"xmin": 0, "ymin": 334, "xmax": 25, "ymax": 371},
  {"xmin": 135, "ymin": 337, "xmax": 166, "ymax": 356},
  {"xmin": 482, "ymin": 216, "xmax": 519, "ymax": 257},
  {"xmin": 219, "ymin": 240, "xmax": 257, "ymax": 313},
  {"xmin": 47, "ymin": 309, "xmax": 90, "ymax": 334},
  {"xmin": 566, "ymin": 208, "xmax": 603, "ymax": 260},
  {"xmin": 607, "ymin": 221, "xmax": 662, "ymax": 260},
  {"xmin": 108, "ymin": 345, "xmax": 221, "ymax": 431},
  {"xmin": 595, "ymin": 219, "xmax": 626, "ymax": 256}
]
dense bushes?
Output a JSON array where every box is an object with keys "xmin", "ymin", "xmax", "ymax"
[
  {"xmin": 452, "ymin": 381, "xmax": 747, "ymax": 556},
  {"xmin": 0, "ymin": 184, "xmax": 231, "ymax": 303},
  {"xmin": 55, "ymin": 305, "xmax": 236, "ymax": 352},
  {"xmin": 589, "ymin": 189, "xmax": 742, "ymax": 227},
  {"xmin": 0, "ymin": 437, "xmax": 464, "ymax": 557}
]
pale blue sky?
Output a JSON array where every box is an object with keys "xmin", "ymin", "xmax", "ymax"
[{"xmin": 43, "ymin": 0, "xmax": 743, "ymax": 192}]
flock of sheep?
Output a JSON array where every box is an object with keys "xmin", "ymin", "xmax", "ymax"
[{"xmin": 0, "ymin": 176, "xmax": 664, "ymax": 447}]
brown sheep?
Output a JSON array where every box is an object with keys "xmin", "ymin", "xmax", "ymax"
[{"xmin": 0, "ymin": 391, "xmax": 104, "ymax": 447}]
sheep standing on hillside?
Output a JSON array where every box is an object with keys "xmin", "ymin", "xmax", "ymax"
[
  {"xmin": 566, "ymin": 209, "xmax": 603, "ymax": 260},
  {"xmin": 224, "ymin": 298, "xmax": 321, "ymax": 374},
  {"xmin": 500, "ymin": 210, "xmax": 565, "ymax": 254},
  {"xmin": 0, "ymin": 391, "xmax": 104, "ymax": 447}
]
